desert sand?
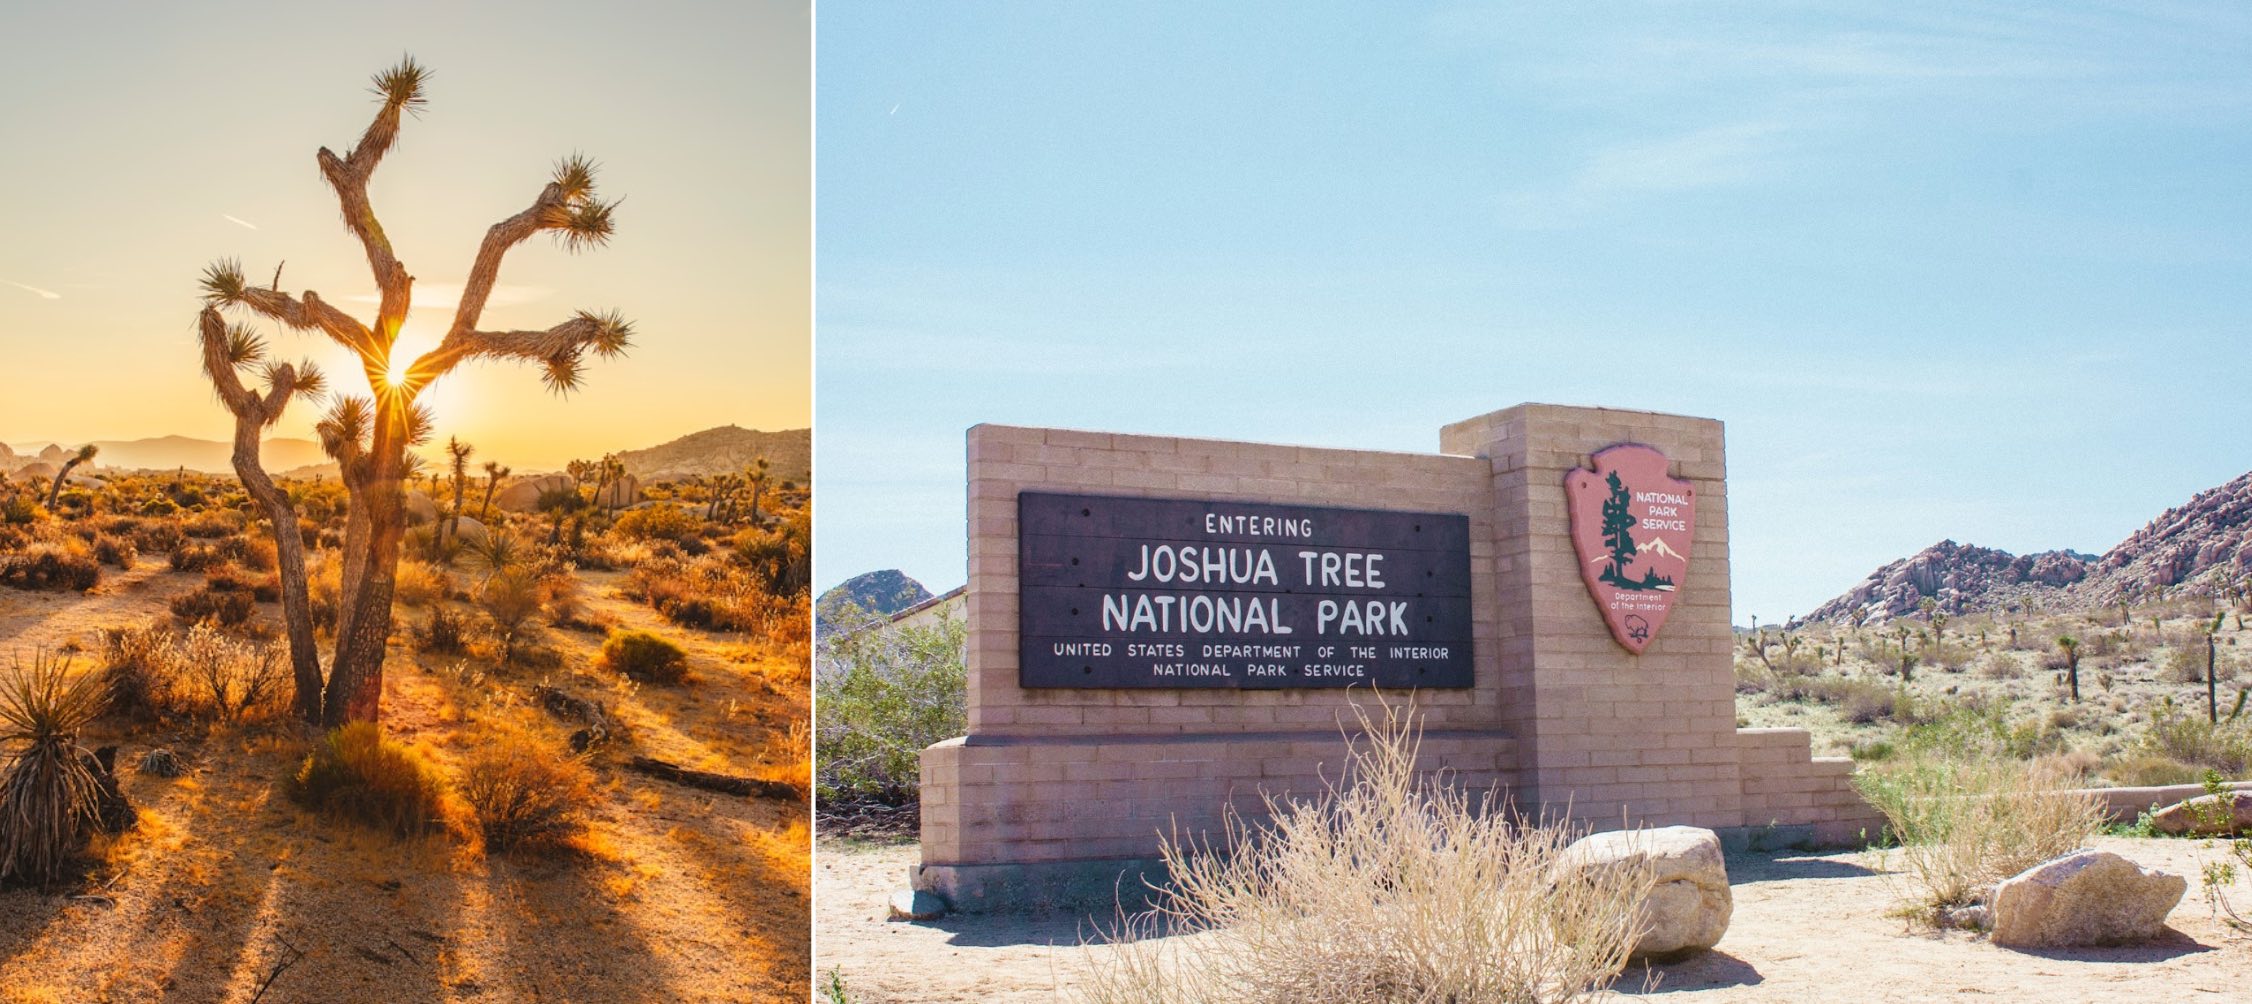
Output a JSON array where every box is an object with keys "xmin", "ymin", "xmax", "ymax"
[{"xmin": 816, "ymin": 835, "xmax": 2249, "ymax": 1003}]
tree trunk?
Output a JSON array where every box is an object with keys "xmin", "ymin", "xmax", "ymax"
[
  {"xmin": 323, "ymin": 406, "xmax": 408, "ymax": 726},
  {"xmin": 229, "ymin": 428, "xmax": 324, "ymax": 722}
]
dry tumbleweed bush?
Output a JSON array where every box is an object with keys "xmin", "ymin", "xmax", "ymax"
[{"xmin": 1077, "ymin": 699, "xmax": 1654, "ymax": 1003}]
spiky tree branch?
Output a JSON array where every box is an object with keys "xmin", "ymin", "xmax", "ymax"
[{"xmin": 197, "ymin": 308, "xmax": 327, "ymax": 720}]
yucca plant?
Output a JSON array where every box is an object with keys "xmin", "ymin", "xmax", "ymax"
[{"xmin": 0, "ymin": 651, "xmax": 111, "ymax": 887}]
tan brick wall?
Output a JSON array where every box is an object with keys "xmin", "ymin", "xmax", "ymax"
[{"xmin": 922, "ymin": 403, "xmax": 1877, "ymax": 874}]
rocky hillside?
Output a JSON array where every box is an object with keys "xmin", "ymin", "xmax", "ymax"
[
  {"xmin": 613, "ymin": 425, "xmax": 809, "ymax": 483},
  {"xmin": 815, "ymin": 569, "xmax": 933, "ymax": 634},
  {"xmin": 1807, "ymin": 470, "xmax": 2252, "ymax": 623},
  {"xmin": 3, "ymin": 435, "xmax": 327, "ymax": 474}
]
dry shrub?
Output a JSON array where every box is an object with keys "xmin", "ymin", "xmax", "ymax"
[
  {"xmin": 179, "ymin": 511, "xmax": 243, "ymax": 539},
  {"xmin": 0, "ymin": 651, "xmax": 110, "ymax": 887},
  {"xmin": 2104, "ymin": 753, "xmax": 2205, "ymax": 788},
  {"xmin": 627, "ymin": 554, "xmax": 780, "ymax": 634},
  {"xmin": 420, "ymin": 605, "xmax": 470, "ymax": 654},
  {"xmin": 611, "ymin": 503, "xmax": 702, "ymax": 543},
  {"xmin": 169, "ymin": 541, "xmax": 224, "ymax": 573},
  {"xmin": 395, "ymin": 560, "xmax": 452, "ymax": 607},
  {"xmin": 170, "ymin": 585, "xmax": 254, "ymax": 628},
  {"xmin": 1077, "ymin": 701, "xmax": 1653, "ymax": 1003},
  {"xmin": 0, "ymin": 541, "xmax": 101, "ymax": 593},
  {"xmin": 477, "ymin": 570, "xmax": 546, "ymax": 665},
  {"xmin": 459, "ymin": 747, "xmax": 595, "ymax": 853},
  {"xmin": 285, "ymin": 723, "xmax": 449, "ymax": 838},
  {"xmin": 599, "ymin": 629, "xmax": 689, "ymax": 685},
  {"xmin": 1855, "ymin": 755, "xmax": 2105, "ymax": 922},
  {"xmin": 101, "ymin": 623, "xmax": 289, "ymax": 725},
  {"xmin": 90, "ymin": 534, "xmax": 136, "ymax": 570}
]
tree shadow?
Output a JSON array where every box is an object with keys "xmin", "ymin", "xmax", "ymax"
[
  {"xmin": 1616, "ymin": 950, "xmax": 1765, "ymax": 994},
  {"xmin": 640, "ymin": 786, "xmax": 812, "ymax": 997},
  {"xmin": 481, "ymin": 849, "xmax": 687, "ymax": 1003},
  {"xmin": 1997, "ymin": 926, "xmax": 2215, "ymax": 963},
  {"xmin": 1728, "ymin": 850, "xmax": 1884, "ymax": 884}
]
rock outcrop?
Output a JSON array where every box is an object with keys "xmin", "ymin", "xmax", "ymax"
[
  {"xmin": 1806, "ymin": 469, "xmax": 2252, "ymax": 623},
  {"xmin": 1988, "ymin": 849, "xmax": 2184, "ymax": 948},
  {"xmin": 1557, "ymin": 825, "xmax": 1731, "ymax": 960},
  {"xmin": 2149, "ymin": 792, "xmax": 2252, "ymax": 837}
]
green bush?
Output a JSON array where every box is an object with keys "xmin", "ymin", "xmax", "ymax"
[
  {"xmin": 285, "ymin": 723, "xmax": 449, "ymax": 837},
  {"xmin": 814, "ymin": 606, "xmax": 965, "ymax": 806},
  {"xmin": 2136, "ymin": 705, "xmax": 2252, "ymax": 776},
  {"xmin": 598, "ymin": 629, "xmax": 689, "ymax": 684}
]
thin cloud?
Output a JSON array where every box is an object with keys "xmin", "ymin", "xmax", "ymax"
[
  {"xmin": 1501, "ymin": 121, "xmax": 1786, "ymax": 228},
  {"xmin": 2, "ymin": 280, "xmax": 60, "ymax": 300},
  {"xmin": 223, "ymin": 214, "xmax": 259, "ymax": 230}
]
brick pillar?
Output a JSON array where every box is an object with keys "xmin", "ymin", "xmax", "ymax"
[{"xmin": 1440, "ymin": 404, "xmax": 1744, "ymax": 829}]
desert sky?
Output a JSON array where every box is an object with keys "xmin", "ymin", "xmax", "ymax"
[
  {"xmin": 814, "ymin": 2, "xmax": 2252, "ymax": 620},
  {"xmin": 0, "ymin": 0, "xmax": 808, "ymax": 472}
]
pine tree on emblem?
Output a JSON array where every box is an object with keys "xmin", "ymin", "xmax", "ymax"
[{"xmin": 1599, "ymin": 470, "xmax": 1639, "ymax": 588}]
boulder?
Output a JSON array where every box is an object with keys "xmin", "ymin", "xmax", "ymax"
[
  {"xmin": 594, "ymin": 474, "xmax": 642, "ymax": 509},
  {"xmin": 404, "ymin": 491, "xmax": 439, "ymax": 525},
  {"xmin": 15, "ymin": 462, "xmax": 57, "ymax": 483},
  {"xmin": 2149, "ymin": 792, "xmax": 2252, "ymax": 837},
  {"xmin": 1557, "ymin": 825, "xmax": 1730, "ymax": 960},
  {"xmin": 495, "ymin": 474, "xmax": 575, "ymax": 513},
  {"xmin": 1988, "ymin": 849, "xmax": 2183, "ymax": 948}
]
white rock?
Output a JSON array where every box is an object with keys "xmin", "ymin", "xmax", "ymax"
[
  {"xmin": 1988, "ymin": 849, "xmax": 2184, "ymax": 948},
  {"xmin": 1558, "ymin": 825, "xmax": 1731, "ymax": 960}
]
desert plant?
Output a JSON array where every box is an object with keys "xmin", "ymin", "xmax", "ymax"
[
  {"xmin": 0, "ymin": 651, "xmax": 110, "ymax": 886},
  {"xmin": 285, "ymin": 722, "xmax": 448, "ymax": 837},
  {"xmin": 195, "ymin": 310, "xmax": 327, "ymax": 721},
  {"xmin": 815, "ymin": 608, "xmax": 968, "ymax": 807},
  {"xmin": 1077, "ymin": 700, "xmax": 1654, "ymax": 1003},
  {"xmin": 477, "ymin": 461, "xmax": 509, "ymax": 523},
  {"xmin": 458, "ymin": 747, "xmax": 595, "ymax": 852},
  {"xmin": 0, "ymin": 542, "xmax": 101, "ymax": 593},
  {"xmin": 612, "ymin": 504, "xmax": 701, "ymax": 543},
  {"xmin": 197, "ymin": 56, "xmax": 632, "ymax": 726},
  {"xmin": 43, "ymin": 445, "xmax": 97, "ymax": 512},
  {"xmin": 2057, "ymin": 635, "xmax": 2081, "ymax": 703},
  {"xmin": 421, "ymin": 605, "xmax": 470, "ymax": 654},
  {"xmin": 90, "ymin": 534, "xmax": 136, "ymax": 570},
  {"xmin": 1855, "ymin": 754, "xmax": 2105, "ymax": 922},
  {"xmin": 597, "ymin": 629, "xmax": 688, "ymax": 684},
  {"xmin": 479, "ymin": 569, "xmax": 547, "ymax": 665},
  {"xmin": 170, "ymin": 585, "xmax": 255, "ymax": 628}
]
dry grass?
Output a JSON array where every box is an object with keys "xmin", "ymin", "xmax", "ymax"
[
  {"xmin": 1855, "ymin": 754, "xmax": 2106, "ymax": 922},
  {"xmin": 101, "ymin": 623, "xmax": 289, "ymax": 726},
  {"xmin": 1076, "ymin": 700, "xmax": 1652, "ymax": 1004}
]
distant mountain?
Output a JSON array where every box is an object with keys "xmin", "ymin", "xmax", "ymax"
[
  {"xmin": 816, "ymin": 569, "xmax": 934, "ymax": 634},
  {"xmin": 613, "ymin": 426, "xmax": 809, "ymax": 484},
  {"xmin": 2, "ymin": 435, "xmax": 326, "ymax": 475},
  {"xmin": 1805, "ymin": 470, "xmax": 2252, "ymax": 623}
]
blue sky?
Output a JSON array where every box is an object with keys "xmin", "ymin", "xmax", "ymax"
[{"xmin": 814, "ymin": 2, "xmax": 2252, "ymax": 622}]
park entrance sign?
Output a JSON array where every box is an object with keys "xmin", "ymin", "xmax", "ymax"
[
  {"xmin": 1017, "ymin": 492, "xmax": 1474, "ymax": 688},
  {"xmin": 913, "ymin": 404, "xmax": 1882, "ymax": 913},
  {"xmin": 1564, "ymin": 444, "xmax": 1696, "ymax": 655}
]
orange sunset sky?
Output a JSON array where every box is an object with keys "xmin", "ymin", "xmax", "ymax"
[{"xmin": 0, "ymin": 2, "xmax": 809, "ymax": 472}]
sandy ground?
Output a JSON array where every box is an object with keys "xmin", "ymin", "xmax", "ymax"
[
  {"xmin": 0, "ymin": 562, "xmax": 810, "ymax": 1003},
  {"xmin": 817, "ymin": 835, "xmax": 2252, "ymax": 1003}
]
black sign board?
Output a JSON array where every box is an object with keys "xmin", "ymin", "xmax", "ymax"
[{"xmin": 1017, "ymin": 492, "xmax": 1475, "ymax": 689}]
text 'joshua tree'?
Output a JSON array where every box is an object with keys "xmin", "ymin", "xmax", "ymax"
[{"xmin": 197, "ymin": 57, "xmax": 632, "ymax": 726}]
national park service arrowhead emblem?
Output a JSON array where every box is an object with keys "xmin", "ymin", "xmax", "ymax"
[{"xmin": 1565, "ymin": 444, "xmax": 1695, "ymax": 655}]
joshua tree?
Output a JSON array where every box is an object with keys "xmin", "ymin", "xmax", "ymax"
[
  {"xmin": 745, "ymin": 455, "xmax": 771, "ymax": 525},
  {"xmin": 444, "ymin": 436, "xmax": 474, "ymax": 549},
  {"xmin": 44, "ymin": 445, "xmax": 97, "ymax": 511},
  {"xmin": 2207, "ymin": 612, "xmax": 2227, "ymax": 725},
  {"xmin": 478, "ymin": 461, "xmax": 509, "ymax": 523},
  {"xmin": 197, "ymin": 57, "xmax": 631, "ymax": 725},
  {"xmin": 536, "ymin": 485, "xmax": 584, "ymax": 546},
  {"xmin": 2057, "ymin": 635, "xmax": 2081, "ymax": 703},
  {"xmin": 197, "ymin": 313, "xmax": 328, "ymax": 719}
]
